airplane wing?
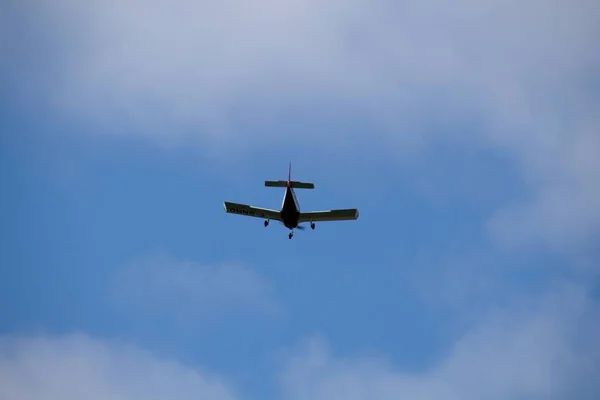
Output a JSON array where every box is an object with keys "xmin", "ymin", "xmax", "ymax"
[
  {"xmin": 298, "ymin": 208, "xmax": 359, "ymax": 222},
  {"xmin": 223, "ymin": 201, "xmax": 283, "ymax": 221}
]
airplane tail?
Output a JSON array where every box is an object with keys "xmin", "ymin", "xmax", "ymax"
[{"xmin": 264, "ymin": 162, "xmax": 314, "ymax": 189}]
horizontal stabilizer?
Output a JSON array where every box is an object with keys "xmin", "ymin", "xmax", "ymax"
[
  {"xmin": 290, "ymin": 180, "xmax": 314, "ymax": 189},
  {"xmin": 264, "ymin": 180, "xmax": 287, "ymax": 187},
  {"xmin": 265, "ymin": 180, "xmax": 314, "ymax": 189}
]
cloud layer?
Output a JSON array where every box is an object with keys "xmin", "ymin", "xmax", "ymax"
[
  {"xmin": 6, "ymin": 0, "xmax": 600, "ymax": 250},
  {"xmin": 0, "ymin": 333, "xmax": 239, "ymax": 400},
  {"xmin": 2, "ymin": 2, "xmax": 599, "ymax": 398},
  {"xmin": 9, "ymin": 0, "xmax": 599, "ymax": 136},
  {"xmin": 2, "ymin": 283, "xmax": 598, "ymax": 400},
  {"xmin": 281, "ymin": 284, "xmax": 600, "ymax": 400}
]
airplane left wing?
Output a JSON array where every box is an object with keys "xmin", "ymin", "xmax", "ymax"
[
  {"xmin": 298, "ymin": 208, "xmax": 359, "ymax": 222},
  {"xmin": 223, "ymin": 201, "xmax": 282, "ymax": 221}
]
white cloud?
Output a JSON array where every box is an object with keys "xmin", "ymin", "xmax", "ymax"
[
  {"xmin": 280, "ymin": 284, "xmax": 600, "ymax": 400},
  {"xmin": 11, "ymin": 0, "xmax": 597, "ymax": 136},
  {"xmin": 111, "ymin": 253, "xmax": 281, "ymax": 320},
  {"xmin": 2, "ymin": 283, "xmax": 597, "ymax": 400},
  {"xmin": 5, "ymin": 0, "xmax": 600, "ymax": 248},
  {"xmin": 0, "ymin": 333, "xmax": 239, "ymax": 400}
]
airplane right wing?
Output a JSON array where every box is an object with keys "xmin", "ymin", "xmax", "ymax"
[
  {"xmin": 298, "ymin": 208, "xmax": 359, "ymax": 222},
  {"xmin": 223, "ymin": 201, "xmax": 283, "ymax": 221}
]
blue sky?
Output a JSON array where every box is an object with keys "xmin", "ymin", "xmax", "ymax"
[{"xmin": 1, "ymin": 1, "xmax": 599, "ymax": 399}]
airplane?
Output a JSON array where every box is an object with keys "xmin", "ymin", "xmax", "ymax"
[{"xmin": 223, "ymin": 163, "xmax": 359, "ymax": 239}]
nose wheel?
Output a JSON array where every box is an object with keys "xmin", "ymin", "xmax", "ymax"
[
  {"xmin": 288, "ymin": 231, "xmax": 294, "ymax": 239},
  {"xmin": 310, "ymin": 222, "xmax": 315, "ymax": 230},
  {"xmin": 264, "ymin": 220, "xmax": 269, "ymax": 227}
]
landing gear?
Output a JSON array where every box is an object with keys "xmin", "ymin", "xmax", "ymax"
[
  {"xmin": 264, "ymin": 219, "xmax": 269, "ymax": 227},
  {"xmin": 310, "ymin": 222, "xmax": 315, "ymax": 230},
  {"xmin": 288, "ymin": 231, "xmax": 294, "ymax": 239}
]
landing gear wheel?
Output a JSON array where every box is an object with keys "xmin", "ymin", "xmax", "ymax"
[
  {"xmin": 310, "ymin": 222, "xmax": 315, "ymax": 230},
  {"xmin": 264, "ymin": 220, "xmax": 269, "ymax": 227},
  {"xmin": 288, "ymin": 232, "xmax": 293, "ymax": 239}
]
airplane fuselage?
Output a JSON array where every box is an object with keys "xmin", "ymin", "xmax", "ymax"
[{"xmin": 280, "ymin": 185, "xmax": 300, "ymax": 229}]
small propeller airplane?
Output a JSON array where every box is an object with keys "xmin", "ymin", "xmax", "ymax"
[{"xmin": 223, "ymin": 163, "xmax": 359, "ymax": 239}]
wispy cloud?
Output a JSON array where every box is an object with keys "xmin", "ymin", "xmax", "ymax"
[
  {"xmin": 111, "ymin": 253, "xmax": 282, "ymax": 321},
  {"xmin": 2, "ymin": 282, "xmax": 597, "ymax": 400},
  {"xmin": 280, "ymin": 283, "xmax": 600, "ymax": 400},
  {"xmin": 0, "ymin": 332, "xmax": 240, "ymax": 400}
]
